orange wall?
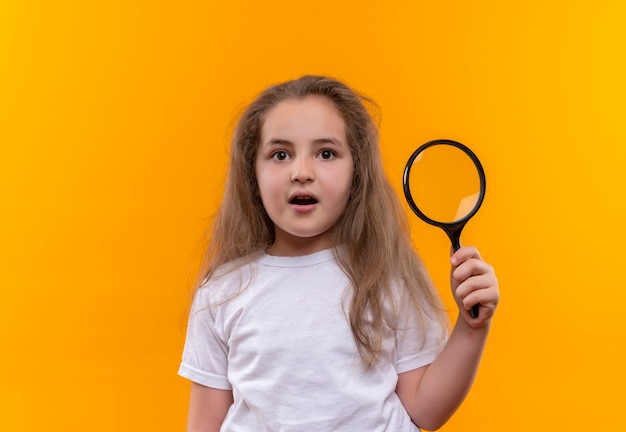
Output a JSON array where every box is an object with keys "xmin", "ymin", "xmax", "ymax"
[{"xmin": 1, "ymin": 1, "xmax": 624, "ymax": 430}]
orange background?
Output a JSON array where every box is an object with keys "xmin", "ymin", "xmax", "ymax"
[{"xmin": 2, "ymin": 1, "xmax": 624, "ymax": 430}]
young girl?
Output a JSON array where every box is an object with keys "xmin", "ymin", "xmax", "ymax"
[{"xmin": 179, "ymin": 75, "xmax": 499, "ymax": 431}]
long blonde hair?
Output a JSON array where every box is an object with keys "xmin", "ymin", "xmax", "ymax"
[{"xmin": 197, "ymin": 75, "xmax": 449, "ymax": 366}]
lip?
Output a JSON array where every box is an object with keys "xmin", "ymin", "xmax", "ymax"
[
  {"xmin": 288, "ymin": 191, "xmax": 319, "ymax": 214},
  {"xmin": 289, "ymin": 203, "xmax": 317, "ymax": 214},
  {"xmin": 288, "ymin": 191, "xmax": 319, "ymax": 203}
]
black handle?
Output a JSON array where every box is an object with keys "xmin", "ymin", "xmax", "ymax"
[
  {"xmin": 450, "ymin": 228, "xmax": 480, "ymax": 319},
  {"xmin": 469, "ymin": 304, "xmax": 479, "ymax": 319}
]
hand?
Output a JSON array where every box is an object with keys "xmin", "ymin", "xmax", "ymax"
[{"xmin": 450, "ymin": 246, "xmax": 499, "ymax": 327}]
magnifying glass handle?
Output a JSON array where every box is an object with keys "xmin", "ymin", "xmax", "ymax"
[{"xmin": 450, "ymin": 229, "xmax": 480, "ymax": 319}]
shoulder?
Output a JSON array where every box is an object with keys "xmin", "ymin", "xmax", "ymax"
[{"xmin": 196, "ymin": 252, "xmax": 265, "ymax": 305}]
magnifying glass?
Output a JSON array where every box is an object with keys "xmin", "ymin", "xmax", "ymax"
[{"xmin": 403, "ymin": 139, "xmax": 486, "ymax": 318}]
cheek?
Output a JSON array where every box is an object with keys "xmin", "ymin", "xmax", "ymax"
[
  {"xmin": 255, "ymin": 170, "xmax": 280, "ymax": 204},
  {"xmin": 341, "ymin": 166, "xmax": 355, "ymax": 199}
]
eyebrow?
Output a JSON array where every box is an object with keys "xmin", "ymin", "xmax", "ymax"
[{"xmin": 264, "ymin": 137, "xmax": 343, "ymax": 147}]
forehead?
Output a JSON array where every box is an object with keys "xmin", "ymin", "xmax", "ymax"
[{"xmin": 260, "ymin": 95, "xmax": 347, "ymax": 143}]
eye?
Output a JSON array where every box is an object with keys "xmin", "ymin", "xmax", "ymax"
[
  {"xmin": 318, "ymin": 149, "xmax": 336, "ymax": 160},
  {"xmin": 271, "ymin": 150, "xmax": 290, "ymax": 161}
]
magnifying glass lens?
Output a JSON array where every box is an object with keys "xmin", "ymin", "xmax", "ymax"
[{"xmin": 408, "ymin": 144, "xmax": 482, "ymax": 223}]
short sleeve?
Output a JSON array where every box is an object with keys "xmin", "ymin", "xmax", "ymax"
[
  {"xmin": 394, "ymin": 308, "xmax": 448, "ymax": 374},
  {"xmin": 178, "ymin": 287, "xmax": 232, "ymax": 390}
]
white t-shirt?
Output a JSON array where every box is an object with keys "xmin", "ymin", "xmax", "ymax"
[{"xmin": 179, "ymin": 248, "xmax": 446, "ymax": 431}]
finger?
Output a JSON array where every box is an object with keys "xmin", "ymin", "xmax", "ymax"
[
  {"xmin": 454, "ymin": 273, "xmax": 498, "ymax": 302},
  {"xmin": 450, "ymin": 246, "xmax": 482, "ymax": 266},
  {"xmin": 455, "ymin": 276, "xmax": 500, "ymax": 317},
  {"xmin": 452, "ymin": 259, "xmax": 494, "ymax": 283},
  {"xmin": 464, "ymin": 302, "xmax": 496, "ymax": 325},
  {"xmin": 461, "ymin": 286, "xmax": 499, "ymax": 313}
]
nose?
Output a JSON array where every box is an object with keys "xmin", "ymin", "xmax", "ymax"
[{"xmin": 290, "ymin": 156, "xmax": 314, "ymax": 183}]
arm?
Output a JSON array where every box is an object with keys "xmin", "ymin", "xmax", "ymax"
[
  {"xmin": 186, "ymin": 382, "xmax": 233, "ymax": 432},
  {"xmin": 396, "ymin": 246, "xmax": 499, "ymax": 431}
]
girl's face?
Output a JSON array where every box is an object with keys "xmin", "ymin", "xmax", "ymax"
[{"xmin": 255, "ymin": 95, "xmax": 354, "ymax": 256}]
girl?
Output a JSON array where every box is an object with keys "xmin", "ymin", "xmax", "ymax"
[{"xmin": 179, "ymin": 75, "xmax": 499, "ymax": 431}]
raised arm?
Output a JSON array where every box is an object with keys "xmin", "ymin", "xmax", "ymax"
[
  {"xmin": 186, "ymin": 382, "xmax": 233, "ymax": 432},
  {"xmin": 396, "ymin": 246, "xmax": 499, "ymax": 431}
]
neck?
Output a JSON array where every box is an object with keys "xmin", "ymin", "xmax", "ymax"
[{"xmin": 266, "ymin": 232, "xmax": 333, "ymax": 257}]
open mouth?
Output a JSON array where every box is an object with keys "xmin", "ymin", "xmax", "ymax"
[{"xmin": 290, "ymin": 195, "xmax": 318, "ymax": 205}]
